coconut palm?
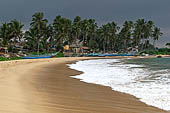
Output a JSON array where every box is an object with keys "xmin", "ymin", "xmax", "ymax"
[
  {"xmin": 144, "ymin": 21, "xmax": 154, "ymax": 38},
  {"xmin": 133, "ymin": 19, "xmax": 145, "ymax": 48},
  {"xmin": 73, "ymin": 16, "xmax": 81, "ymax": 43},
  {"xmin": 88, "ymin": 19, "xmax": 98, "ymax": 49},
  {"xmin": 80, "ymin": 19, "xmax": 90, "ymax": 46},
  {"xmin": 0, "ymin": 13, "xmax": 163, "ymax": 54},
  {"xmin": 24, "ymin": 28, "xmax": 38, "ymax": 52},
  {"xmin": 30, "ymin": 12, "xmax": 48, "ymax": 53},
  {"xmin": 98, "ymin": 24, "xmax": 111, "ymax": 53},
  {"xmin": 0, "ymin": 23, "xmax": 12, "ymax": 47},
  {"xmin": 45, "ymin": 24, "xmax": 55, "ymax": 51},
  {"xmin": 108, "ymin": 22, "xmax": 119, "ymax": 51},
  {"xmin": 53, "ymin": 16, "xmax": 72, "ymax": 47},
  {"xmin": 119, "ymin": 21, "xmax": 133, "ymax": 51},
  {"xmin": 152, "ymin": 27, "xmax": 163, "ymax": 47},
  {"xmin": 9, "ymin": 19, "xmax": 24, "ymax": 47}
]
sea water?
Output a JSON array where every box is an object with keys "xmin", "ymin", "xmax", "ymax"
[{"xmin": 68, "ymin": 58, "xmax": 170, "ymax": 111}]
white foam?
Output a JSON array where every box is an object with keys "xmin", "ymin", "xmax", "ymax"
[{"xmin": 68, "ymin": 59, "xmax": 170, "ymax": 111}]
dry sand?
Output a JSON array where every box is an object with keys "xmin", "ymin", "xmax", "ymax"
[{"xmin": 0, "ymin": 57, "xmax": 168, "ymax": 113}]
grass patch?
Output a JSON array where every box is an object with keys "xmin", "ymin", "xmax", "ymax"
[
  {"xmin": 0, "ymin": 57, "xmax": 22, "ymax": 61},
  {"xmin": 53, "ymin": 52, "xmax": 64, "ymax": 57}
]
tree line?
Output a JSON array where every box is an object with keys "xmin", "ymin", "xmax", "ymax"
[{"xmin": 0, "ymin": 12, "xmax": 163, "ymax": 54}]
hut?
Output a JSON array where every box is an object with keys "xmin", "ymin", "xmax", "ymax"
[
  {"xmin": 69, "ymin": 44, "xmax": 81, "ymax": 53},
  {"xmin": 69, "ymin": 39, "xmax": 83, "ymax": 55},
  {"xmin": 0, "ymin": 47, "xmax": 8, "ymax": 54},
  {"xmin": 81, "ymin": 46, "xmax": 90, "ymax": 54}
]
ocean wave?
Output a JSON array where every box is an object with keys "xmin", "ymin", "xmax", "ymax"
[{"xmin": 68, "ymin": 59, "xmax": 170, "ymax": 111}]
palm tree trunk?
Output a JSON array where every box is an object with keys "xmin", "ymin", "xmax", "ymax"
[
  {"xmin": 136, "ymin": 38, "xmax": 138, "ymax": 48},
  {"xmin": 103, "ymin": 41, "xmax": 105, "ymax": 53},
  {"xmin": 141, "ymin": 38, "xmax": 145, "ymax": 50},
  {"xmin": 153, "ymin": 40, "xmax": 156, "ymax": 49},
  {"xmin": 83, "ymin": 34, "xmax": 85, "ymax": 46},
  {"xmin": 124, "ymin": 40, "xmax": 127, "ymax": 51},
  {"xmin": 14, "ymin": 37, "xmax": 16, "ymax": 47},
  {"xmin": 113, "ymin": 40, "xmax": 116, "ymax": 52},
  {"xmin": 37, "ymin": 40, "xmax": 40, "ymax": 54}
]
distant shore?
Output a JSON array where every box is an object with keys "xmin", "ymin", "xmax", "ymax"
[{"xmin": 0, "ymin": 57, "xmax": 167, "ymax": 113}]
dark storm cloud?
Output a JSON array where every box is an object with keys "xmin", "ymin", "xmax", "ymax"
[{"xmin": 0, "ymin": 0, "xmax": 169, "ymax": 46}]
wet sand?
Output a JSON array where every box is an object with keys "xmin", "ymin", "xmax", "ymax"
[{"xmin": 0, "ymin": 57, "xmax": 168, "ymax": 113}]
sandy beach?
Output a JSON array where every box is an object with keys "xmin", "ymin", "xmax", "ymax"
[{"xmin": 0, "ymin": 57, "xmax": 168, "ymax": 113}]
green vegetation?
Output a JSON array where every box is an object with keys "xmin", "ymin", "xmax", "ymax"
[
  {"xmin": 0, "ymin": 57, "xmax": 21, "ymax": 61},
  {"xmin": 140, "ymin": 48, "xmax": 170, "ymax": 55},
  {"xmin": 54, "ymin": 52, "xmax": 64, "ymax": 57},
  {"xmin": 0, "ymin": 12, "xmax": 164, "ymax": 57}
]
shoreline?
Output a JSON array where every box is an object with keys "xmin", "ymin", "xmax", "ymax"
[
  {"xmin": 0, "ymin": 57, "xmax": 168, "ymax": 113},
  {"xmin": 69, "ymin": 58, "xmax": 170, "ymax": 112}
]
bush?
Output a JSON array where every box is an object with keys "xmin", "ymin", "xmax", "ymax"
[{"xmin": 139, "ymin": 48, "xmax": 170, "ymax": 55}]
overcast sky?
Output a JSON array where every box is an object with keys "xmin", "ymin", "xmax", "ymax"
[{"xmin": 0, "ymin": 0, "xmax": 169, "ymax": 47}]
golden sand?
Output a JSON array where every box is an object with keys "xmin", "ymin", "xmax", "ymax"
[{"xmin": 0, "ymin": 57, "xmax": 168, "ymax": 113}]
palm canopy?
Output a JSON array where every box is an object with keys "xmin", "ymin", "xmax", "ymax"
[
  {"xmin": 24, "ymin": 28, "xmax": 37, "ymax": 51},
  {"xmin": 0, "ymin": 12, "xmax": 163, "ymax": 54},
  {"xmin": 153, "ymin": 27, "xmax": 163, "ymax": 41},
  {"xmin": 152, "ymin": 27, "xmax": 163, "ymax": 47},
  {"xmin": 31, "ymin": 12, "xmax": 48, "ymax": 32},
  {"xmin": 53, "ymin": 16, "xmax": 72, "ymax": 46},
  {"xmin": 29, "ymin": 12, "xmax": 48, "ymax": 53},
  {"xmin": 0, "ymin": 23, "xmax": 12, "ymax": 47},
  {"xmin": 119, "ymin": 21, "xmax": 133, "ymax": 49},
  {"xmin": 9, "ymin": 19, "xmax": 24, "ymax": 46}
]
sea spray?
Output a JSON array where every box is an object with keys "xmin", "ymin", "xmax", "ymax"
[{"xmin": 68, "ymin": 59, "xmax": 170, "ymax": 111}]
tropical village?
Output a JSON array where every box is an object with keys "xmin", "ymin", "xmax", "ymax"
[{"xmin": 0, "ymin": 12, "xmax": 166, "ymax": 60}]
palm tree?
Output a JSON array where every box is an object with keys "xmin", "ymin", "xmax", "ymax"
[
  {"xmin": 45, "ymin": 24, "xmax": 55, "ymax": 52},
  {"xmin": 73, "ymin": 16, "xmax": 81, "ymax": 43},
  {"xmin": 98, "ymin": 21, "xmax": 120, "ymax": 53},
  {"xmin": 99, "ymin": 24, "xmax": 111, "ymax": 53},
  {"xmin": 0, "ymin": 23, "xmax": 12, "ymax": 48},
  {"xmin": 88, "ymin": 19, "xmax": 98, "ymax": 49},
  {"xmin": 24, "ymin": 28, "xmax": 38, "ymax": 52},
  {"xmin": 53, "ymin": 16, "xmax": 72, "ymax": 47},
  {"xmin": 108, "ymin": 22, "xmax": 119, "ymax": 51},
  {"xmin": 119, "ymin": 21, "xmax": 133, "ymax": 51},
  {"xmin": 30, "ymin": 12, "xmax": 48, "ymax": 53},
  {"xmin": 152, "ymin": 27, "xmax": 163, "ymax": 47},
  {"xmin": 9, "ymin": 19, "xmax": 24, "ymax": 47},
  {"xmin": 133, "ymin": 19, "xmax": 145, "ymax": 49},
  {"xmin": 142, "ymin": 20, "xmax": 154, "ymax": 49},
  {"xmin": 0, "ymin": 13, "xmax": 163, "ymax": 55},
  {"xmin": 80, "ymin": 19, "xmax": 90, "ymax": 46},
  {"xmin": 144, "ymin": 21, "xmax": 154, "ymax": 38}
]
